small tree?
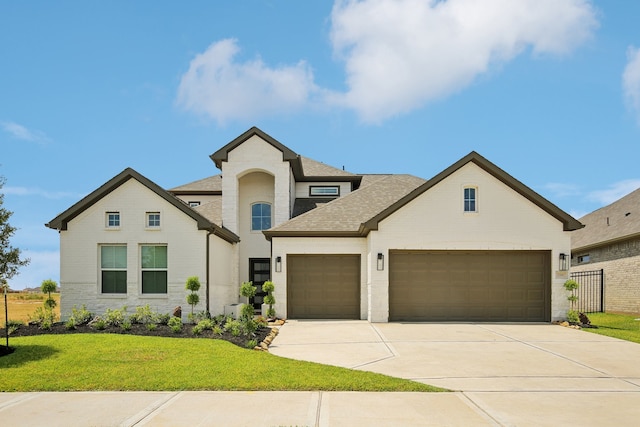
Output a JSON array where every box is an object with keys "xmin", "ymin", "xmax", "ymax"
[
  {"xmin": 0, "ymin": 176, "xmax": 30, "ymax": 303},
  {"xmin": 262, "ymin": 281, "xmax": 276, "ymax": 319},
  {"xmin": 185, "ymin": 276, "xmax": 201, "ymax": 317},
  {"xmin": 41, "ymin": 279, "xmax": 58, "ymax": 310},
  {"xmin": 564, "ymin": 279, "xmax": 579, "ymax": 323},
  {"xmin": 239, "ymin": 281, "xmax": 256, "ymax": 320}
]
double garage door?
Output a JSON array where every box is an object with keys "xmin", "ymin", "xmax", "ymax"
[
  {"xmin": 390, "ymin": 250, "xmax": 551, "ymax": 322},
  {"xmin": 286, "ymin": 251, "xmax": 550, "ymax": 322}
]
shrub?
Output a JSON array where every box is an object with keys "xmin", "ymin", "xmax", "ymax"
[
  {"xmin": 192, "ymin": 318, "xmax": 215, "ymax": 335},
  {"xmin": 92, "ymin": 317, "xmax": 106, "ymax": 330},
  {"xmin": 188, "ymin": 311, "xmax": 209, "ymax": 325},
  {"xmin": 246, "ymin": 339, "xmax": 258, "ymax": 349},
  {"xmin": 121, "ymin": 320, "xmax": 132, "ymax": 331},
  {"xmin": 212, "ymin": 325, "xmax": 223, "ymax": 336},
  {"xmin": 262, "ymin": 281, "xmax": 276, "ymax": 319},
  {"xmin": 146, "ymin": 323, "xmax": 157, "ymax": 331},
  {"xmin": 69, "ymin": 305, "xmax": 93, "ymax": 326},
  {"xmin": 41, "ymin": 279, "xmax": 58, "ymax": 310},
  {"xmin": 29, "ymin": 306, "xmax": 58, "ymax": 328},
  {"xmin": 130, "ymin": 305, "xmax": 155, "ymax": 324},
  {"xmin": 239, "ymin": 281, "xmax": 256, "ymax": 321},
  {"xmin": 104, "ymin": 307, "xmax": 127, "ymax": 327},
  {"xmin": 155, "ymin": 313, "xmax": 170, "ymax": 325},
  {"xmin": 6, "ymin": 320, "xmax": 23, "ymax": 335},
  {"xmin": 225, "ymin": 319, "xmax": 242, "ymax": 337},
  {"xmin": 65, "ymin": 318, "xmax": 77, "ymax": 330},
  {"xmin": 168, "ymin": 316, "xmax": 182, "ymax": 333},
  {"xmin": 564, "ymin": 279, "xmax": 580, "ymax": 323}
]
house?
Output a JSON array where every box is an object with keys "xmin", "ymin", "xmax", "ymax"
[
  {"xmin": 571, "ymin": 188, "xmax": 640, "ymax": 314},
  {"xmin": 47, "ymin": 127, "xmax": 583, "ymax": 322}
]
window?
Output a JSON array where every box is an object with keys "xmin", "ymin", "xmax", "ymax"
[
  {"xmin": 464, "ymin": 187, "xmax": 477, "ymax": 212},
  {"xmin": 146, "ymin": 212, "xmax": 160, "ymax": 228},
  {"xmin": 309, "ymin": 186, "xmax": 340, "ymax": 196},
  {"xmin": 251, "ymin": 203, "xmax": 272, "ymax": 231},
  {"xmin": 578, "ymin": 254, "xmax": 590, "ymax": 264},
  {"xmin": 141, "ymin": 245, "xmax": 167, "ymax": 293},
  {"xmin": 106, "ymin": 212, "xmax": 120, "ymax": 228},
  {"xmin": 188, "ymin": 201, "xmax": 201, "ymax": 207},
  {"xmin": 100, "ymin": 245, "xmax": 126, "ymax": 293}
]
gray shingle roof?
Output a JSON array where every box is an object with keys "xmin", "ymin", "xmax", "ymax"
[
  {"xmin": 265, "ymin": 174, "xmax": 426, "ymax": 236},
  {"xmin": 170, "ymin": 175, "xmax": 222, "ymax": 194},
  {"xmin": 193, "ymin": 197, "xmax": 223, "ymax": 226},
  {"xmin": 300, "ymin": 156, "xmax": 356, "ymax": 177},
  {"xmin": 571, "ymin": 187, "xmax": 640, "ymax": 250}
]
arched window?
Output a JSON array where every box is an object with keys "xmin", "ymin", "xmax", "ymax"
[{"xmin": 251, "ymin": 203, "xmax": 272, "ymax": 231}]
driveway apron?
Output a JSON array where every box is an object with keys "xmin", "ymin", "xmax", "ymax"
[{"xmin": 270, "ymin": 320, "xmax": 640, "ymax": 426}]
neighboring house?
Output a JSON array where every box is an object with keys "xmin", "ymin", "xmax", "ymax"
[
  {"xmin": 47, "ymin": 127, "xmax": 583, "ymax": 322},
  {"xmin": 571, "ymin": 188, "xmax": 640, "ymax": 314}
]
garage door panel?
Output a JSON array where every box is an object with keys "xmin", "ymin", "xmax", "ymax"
[
  {"xmin": 287, "ymin": 255, "xmax": 360, "ymax": 319},
  {"xmin": 390, "ymin": 250, "xmax": 550, "ymax": 322}
]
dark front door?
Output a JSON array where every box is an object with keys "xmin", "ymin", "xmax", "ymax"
[{"xmin": 249, "ymin": 258, "xmax": 270, "ymax": 312}]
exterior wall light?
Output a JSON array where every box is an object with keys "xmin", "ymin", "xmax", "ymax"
[
  {"xmin": 559, "ymin": 253, "xmax": 569, "ymax": 271},
  {"xmin": 377, "ymin": 253, "xmax": 384, "ymax": 271},
  {"xmin": 275, "ymin": 256, "xmax": 282, "ymax": 273}
]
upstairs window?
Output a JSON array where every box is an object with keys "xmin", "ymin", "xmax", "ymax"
[
  {"xmin": 464, "ymin": 187, "xmax": 477, "ymax": 213},
  {"xmin": 251, "ymin": 203, "xmax": 272, "ymax": 231},
  {"xmin": 100, "ymin": 245, "xmax": 127, "ymax": 294},
  {"xmin": 188, "ymin": 201, "xmax": 201, "ymax": 207},
  {"xmin": 309, "ymin": 186, "xmax": 340, "ymax": 196},
  {"xmin": 106, "ymin": 212, "xmax": 120, "ymax": 228},
  {"xmin": 146, "ymin": 212, "xmax": 160, "ymax": 228}
]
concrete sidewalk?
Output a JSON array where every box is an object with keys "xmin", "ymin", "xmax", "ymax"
[
  {"xmin": 0, "ymin": 391, "xmax": 495, "ymax": 426},
  {"xmin": 3, "ymin": 321, "xmax": 640, "ymax": 426}
]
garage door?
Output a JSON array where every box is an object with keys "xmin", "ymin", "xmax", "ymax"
[
  {"xmin": 287, "ymin": 254, "xmax": 360, "ymax": 319},
  {"xmin": 389, "ymin": 250, "xmax": 550, "ymax": 322}
]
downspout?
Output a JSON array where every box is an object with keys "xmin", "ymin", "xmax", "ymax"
[{"xmin": 206, "ymin": 230, "xmax": 212, "ymax": 316}]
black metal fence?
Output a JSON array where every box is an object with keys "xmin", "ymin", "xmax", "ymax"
[{"xmin": 570, "ymin": 269, "xmax": 604, "ymax": 313}]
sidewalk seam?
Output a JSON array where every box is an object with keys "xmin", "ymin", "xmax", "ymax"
[{"xmin": 123, "ymin": 392, "xmax": 180, "ymax": 426}]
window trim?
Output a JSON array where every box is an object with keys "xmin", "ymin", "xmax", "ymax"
[
  {"xmin": 99, "ymin": 244, "xmax": 127, "ymax": 294},
  {"xmin": 309, "ymin": 185, "xmax": 340, "ymax": 197},
  {"xmin": 146, "ymin": 212, "xmax": 161, "ymax": 229},
  {"xmin": 251, "ymin": 202, "xmax": 272, "ymax": 232},
  {"xmin": 105, "ymin": 212, "xmax": 121, "ymax": 229},
  {"xmin": 463, "ymin": 186, "xmax": 478, "ymax": 213},
  {"xmin": 140, "ymin": 245, "xmax": 168, "ymax": 294}
]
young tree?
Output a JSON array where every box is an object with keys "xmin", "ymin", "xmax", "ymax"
[
  {"xmin": 41, "ymin": 279, "xmax": 58, "ymax": 309},
  {"xmin": 185, "ymin": 276, "xmax": 201, "ymax": 317},
  {"xmin": 0, "ymin": 176, "xmax": 30, "ymax": 291}
]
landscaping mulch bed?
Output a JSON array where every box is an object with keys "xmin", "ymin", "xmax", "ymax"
[{"xmin": 1, "ymin": 321, "xmax": 272, "ymax": 351}]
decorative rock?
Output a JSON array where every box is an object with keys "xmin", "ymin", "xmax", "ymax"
[{"xmin": 172, "ymin": 306, "xmax": 182, "ymax": 318}]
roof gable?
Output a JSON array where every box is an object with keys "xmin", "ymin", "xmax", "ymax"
[
  {"xmin": 210, "ymin": 127, "xmax": 298, "ymax": 170},
  {"xmin": 364, "ymin": 151, "xmax": 583, "ymax": 233},
  {"xmin": 46, "ymin": 168, "xmax": 239, "ymax": 243}
]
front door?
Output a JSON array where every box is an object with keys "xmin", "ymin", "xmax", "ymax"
[{"xmin": 249, "ymin": 258, "xmax": 270, "ymax": 313}]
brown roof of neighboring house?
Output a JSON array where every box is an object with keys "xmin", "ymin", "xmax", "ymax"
[
  {"xmin": 571, "ymin": 187, "xmax": 640, "ymax": 251},
  {"xmin": 45, "ymin": 168, "xmax": 239, "ymax": 244},
  {"xmin": 265, "ymin": 151, "xmax": 583, "ymax": 239},
  {"xmin": 169, "ymin": 175, "xmax": 222, "ymax": 194}
]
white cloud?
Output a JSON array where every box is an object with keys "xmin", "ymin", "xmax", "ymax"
[
  {"xmin": 4, "ymin": 186, "xmax": 83, "ymax": 200},
  {"xmin": 623, "ymin": 46, "xmax": 640, "ymax": 123},
  {"xmin": 543, "ymin": 182, "xmax": 581, "ymax": 198},
  {"xmin": 176, "ymin": 39, "xmax": 319, "ymax": 124},
  {"xmin": 1, "ymin": 120, "xmax": 50, "ymax": 143},
  {"xmin": 329, "ymin": 0, "xmax": 599, "ymax": 123},
  {"xmin": 6, "ymin": 250, "xmax": 59, "ymax": 290},
  {"xmin": 587, "ymin": 179, "xmax": 640, "ymax": 205}
]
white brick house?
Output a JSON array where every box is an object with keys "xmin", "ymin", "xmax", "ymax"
[{"xmin": 48, "ymin": 127, "xmax": 583, "ymax": 322}]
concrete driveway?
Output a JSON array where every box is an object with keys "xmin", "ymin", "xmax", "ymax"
[{"xmin": 270, "ymin": 320, "xmax": 640, "ymax": 426}]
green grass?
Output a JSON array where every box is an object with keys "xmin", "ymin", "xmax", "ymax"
[
  {"xmin": 582, "ymin": 312, "xmax": 640, "ymax": 344},
  {"xmin": 0, "ymin": 334, "xmax": 446, "ymax": 392}
]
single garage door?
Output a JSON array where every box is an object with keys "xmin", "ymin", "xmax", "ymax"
[
  {"xmin": 389, "ymin": 250, "xmax": 550, "ymax": 322},
  {"xmin": 287, "ymin": 254, "xmax": 360, "ymax": 319}
]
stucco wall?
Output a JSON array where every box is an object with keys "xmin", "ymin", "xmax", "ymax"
[
  {"xmin": 270, "ymin": 237, "xmax": 368, "ymax": 320},
  {"xmin": 59, "ymin": 179, "xmax": 215, "ymax": 321}
]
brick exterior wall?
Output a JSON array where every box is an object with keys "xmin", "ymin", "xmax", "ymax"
[{"xmin": 572, "ymin": 237, "xmax": 640, "ymax": 314}]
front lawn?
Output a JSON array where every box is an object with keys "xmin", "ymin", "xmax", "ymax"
[
  {"xmin": 0, "ymin": 334, "xmax": 446, "ymax": 392},
  {"xmin": 582, "ymin": 312, "xmax": 640, "ymax": 344}
]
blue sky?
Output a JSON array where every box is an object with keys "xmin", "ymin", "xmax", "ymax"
[{"xmin": 2, "ymin": 0, "xmax": 640, "ymax": 289}]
